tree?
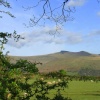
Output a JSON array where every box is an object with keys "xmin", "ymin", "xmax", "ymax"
[
  {"xmin": 0, "ymin": 0, "xmax": 24, "ymax": 70},
  {"xmin": 0, "ymin": 1, "xmax": 71, "ymax": 99},
  {"xmin": 0, "ymin": 0, "xmax": 24, "ymax": 52}
]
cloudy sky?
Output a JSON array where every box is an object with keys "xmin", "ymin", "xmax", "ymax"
[{"xmin": 0, "ymin": 0, "xmax": 100, "ymax": 56}]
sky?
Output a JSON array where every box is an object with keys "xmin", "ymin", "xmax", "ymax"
[{"xmin": 0, "ymin": 0, "xmax": 100, "ymax": 56}]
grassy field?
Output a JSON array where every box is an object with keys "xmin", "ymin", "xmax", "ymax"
[
  {"xmin": 65, "ymin": 80, "xmax": 100, "ymax": 100},
  {"xmin": 47, "ymin": 80, "xmax": 100, "ymax": 100},
  {"xmin": 28, "ymin": 75, "xmax": 100, "ymax": 100}
]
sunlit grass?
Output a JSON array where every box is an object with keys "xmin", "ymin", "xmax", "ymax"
[
  {"xmin": 66, "ymin": 80, "xmax": 100, "ymax": 100},
  {"xmin": 28, "ymin": 75, "xmax": 100, "ymax": 100}
]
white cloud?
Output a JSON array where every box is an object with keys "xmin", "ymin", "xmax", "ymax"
[
  {"xmin": 88, "ymin": 30, "xmax": 100, "ymax": 36},
  {"xmin": 67, "ymin": 35, "xmax": 83, "ymax": 44},
  {"xmin": 67, "ymin": 0, "xmax": 86, "ymax": 7},
  {"xmin": 6, "ymin": 27, "xmax": 83, "ymax": 48},
  {"xmin": 7, "ymin": 38, "xmax": 28, "ymax": 48},
  {"xmin": 97, "ymin": 11, "xmax": 100, "ymax": 16}
]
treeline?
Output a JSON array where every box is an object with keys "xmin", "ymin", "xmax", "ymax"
[
  {"xmin": 40, "ymin": 70, "xmax": 100, "ymax": 82},
  {"xmin": 78, "ymin": 68, "xmax": 100, "ymax": 76}
]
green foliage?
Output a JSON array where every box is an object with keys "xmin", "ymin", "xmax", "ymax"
[
  {"xmin": 58, "ymin": 70, "xmax": 67, "ymax": 77},
  {"xmin": 0, "ymin": 31, "xmax": 71, "ymax": 100},
  {"xmin": 14, "ymin": 59, "xmax": 39, "ymax": 73},
  {"xmin": 0, "ymin": 31, "xmax": 24, "ymax": 51}
]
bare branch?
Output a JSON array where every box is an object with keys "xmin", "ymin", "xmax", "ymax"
[
  {"xmin": 0, "ymin": 0, "xmax": 11, "ymax": 8},
  {"xmin": 23, "ymin": 0, "xmax": 75, "ymax": 34},
  {"xmin": 22, "ymin": 0, "xmax": 42, "ymax": 11},
  {"xmin": 0, "ymin": 0, "xmax": 15, "ymax": 18},
  {"xmin": 0, "ymin": 10, "xmax": 15, "ymax": 18}
]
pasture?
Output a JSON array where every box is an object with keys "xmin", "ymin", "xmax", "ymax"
[
  {"xmin": 65, "ymin": 80, "xmax": 100, "ymax": 100},
  {"xmin": 28, "ymin": 74, "xmax": 100, "ymax": 100}
]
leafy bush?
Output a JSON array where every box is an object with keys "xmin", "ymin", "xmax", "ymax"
[
  {"xmin": 14, "ymin": 59, "xmax": 39, "ymax": 73},
  {"xmin": 58, "ymin": 70, "xmax": 67, "ymax": 77},
  {"xmin": 0, "ymin": 31, "xmax": 72, "ymax": 100}
]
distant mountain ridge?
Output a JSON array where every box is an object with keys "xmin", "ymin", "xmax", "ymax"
[
  {"xmin": 9, "ymin": 50, "xmax": 100, "ymax": 74},
  {"xmin": 59, "ymin": 50, "xmax": 92, "ymax": 56}
]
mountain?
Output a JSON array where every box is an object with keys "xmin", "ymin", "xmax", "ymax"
[
  {"xmin": 59, "ymin": 50, "xmax": 91, "ymax": 56},
  {"xmin": 9, "ymin": 51, "xmax": 100, "ymax": 73},
  {"xmin": 76, "ymin": 51, "xmax": 92, "ymax": 56}
]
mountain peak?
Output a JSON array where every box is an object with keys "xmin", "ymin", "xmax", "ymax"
[
  {"xmin": 60, "ymin": 50, "xmax": 69, "ymax": 54},
  {"xmin": 77, "ymin": 51, "xmax": 91, "ymax": 56},
  {"xmin": 59, "ymin": 50, "xmax": 92, "ymax": 56}
]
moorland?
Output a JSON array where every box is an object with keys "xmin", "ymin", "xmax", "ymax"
[{"xmin": 9, "ymin": 51, "xmax": 100, "ymax": 75}]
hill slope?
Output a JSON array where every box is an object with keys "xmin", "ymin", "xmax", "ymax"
[{"xmin": 9, "ymin": 51, "xmax": 100, "ymax": 73}]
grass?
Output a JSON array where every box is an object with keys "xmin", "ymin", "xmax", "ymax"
[
  {"xmin": 50, "ymin": 81, "xmax": 100, "ymax": 100},
  {"xmin": 47, "ymin": 80, "xmax": 100, "ymax": 100},
  {"xmin": 65, "ymin": 80, "xmax": 100, "ymax": 100},
  {"xmin": 28, "ymin": 75, "xmax": 100, "ymax": 100}
]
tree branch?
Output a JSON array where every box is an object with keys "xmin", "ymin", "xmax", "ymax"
[
  {"xmin": 23, "ymin": 0, "xmax": 75, "ymax": 34},
  {"xmin": 0, "ymin": 0, "xmax": 15, "ymax": 18}
]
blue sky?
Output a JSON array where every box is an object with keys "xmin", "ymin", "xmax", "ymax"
[{"xmin": 0, "ymin": 0, "xmax": 100, "ymax": 56}]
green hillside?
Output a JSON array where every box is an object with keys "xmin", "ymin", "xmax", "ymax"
[{"xmin": 9, "ymin": 51, "xmax": 100, "ymax": 74}]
